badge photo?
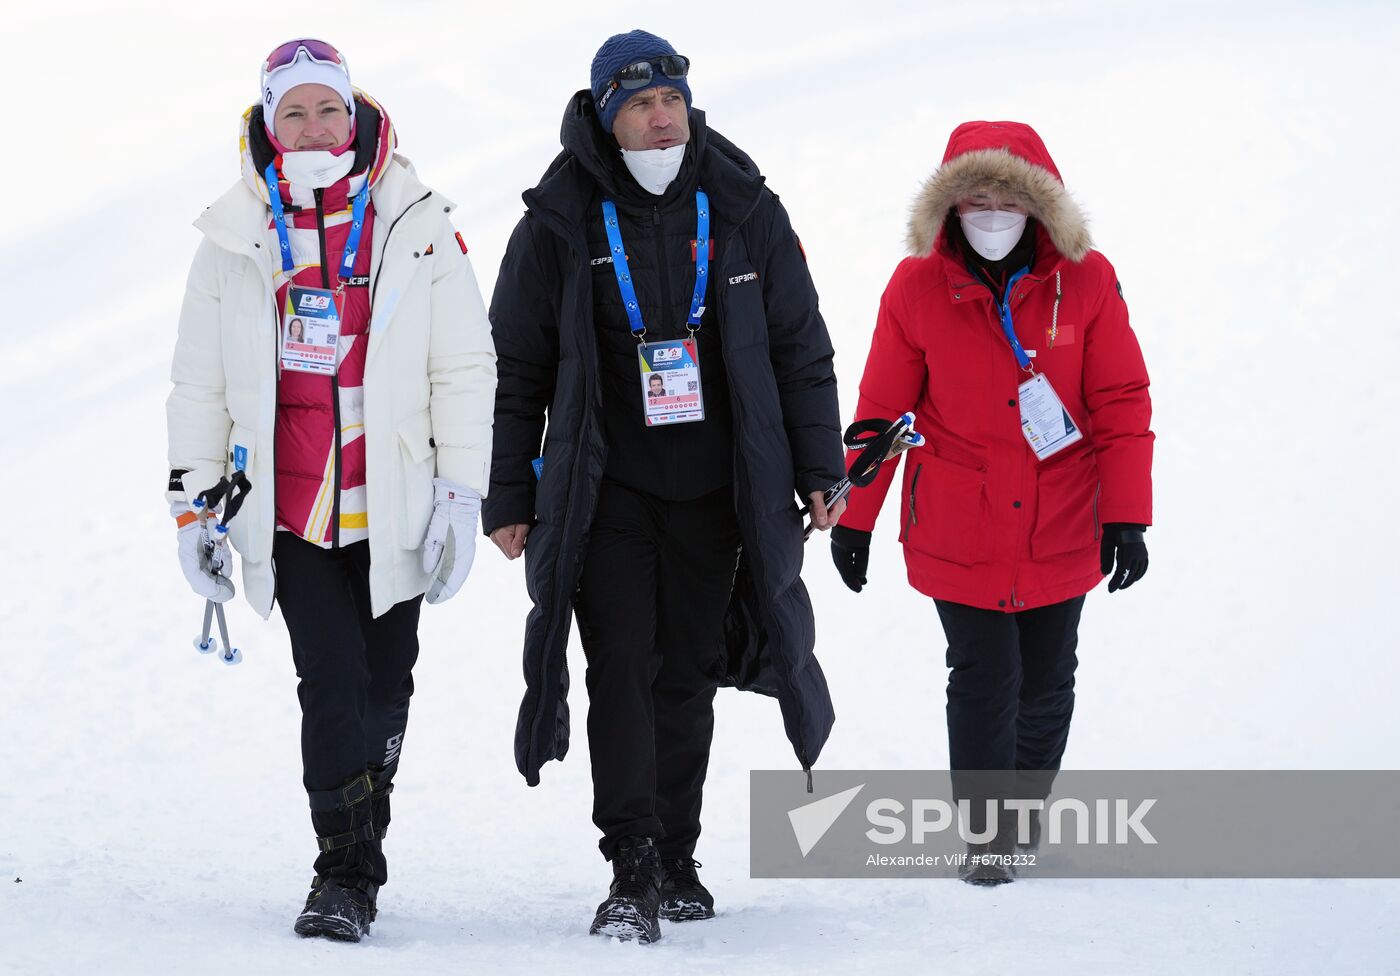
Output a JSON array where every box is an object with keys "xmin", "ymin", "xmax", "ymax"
[
  {"xmin": 638, "ymin": 338, "xmax": 705, "ymax": 427},
  {"xmin": 280, "ymin": 285, "xmax": 342, "ymax": 375}
]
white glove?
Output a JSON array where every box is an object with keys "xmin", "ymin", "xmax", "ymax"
[
  {"xmin": 173, "ymin": 502, "xmax": 236, "ymax": 603},
  {"xmin": 421, "ymin": 479, "xmax": 480, "ymax": 605}
]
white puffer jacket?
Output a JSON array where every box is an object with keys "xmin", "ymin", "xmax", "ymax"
[{"xmin": 167, "ymin": 155, "xmax": 496, "ymax": 619}]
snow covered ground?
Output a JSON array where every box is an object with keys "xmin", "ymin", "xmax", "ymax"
[{"xmin": 3, "ymin": 1, "xmax": 1399, "ymax": 972}]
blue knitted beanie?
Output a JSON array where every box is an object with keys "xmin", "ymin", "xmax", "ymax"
[{"xmin": 590, "ymin": 30, "xmax": 692, "ymax": 134}]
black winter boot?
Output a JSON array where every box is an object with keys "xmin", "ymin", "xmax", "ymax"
[
  {"xmin": 659, "ymin": 857, "xmax": 715, "ymax": 921},
  {"xmin": 294, "ymin": 772, "xmax": 381, "ymax": 941},
  {"xmin": 589, "ymin": 836, "xmax": 663, "ymax": 944},
  {"xmin": 295, "ymin": 880, "xmax": 376, "ymax": 941},
  {"xmin": 960, "ymin": 809, "xmax": 1017, "ymax": 886}
]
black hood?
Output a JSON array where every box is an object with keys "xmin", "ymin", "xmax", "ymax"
[{"xmin": 523, "ymin": 90, "xmax": 765, "ymax": 236}]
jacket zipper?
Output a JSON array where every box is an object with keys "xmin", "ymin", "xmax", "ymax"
[
  {"xmin": 652, "ymin": 204, "xmax": 674, "ymax": 324},
  {"xmin": 270, "ymin": 286, "xmax": 281, "ymax": 601},
  {"xmin": 991, "ymin": 280, "xmax": 1030, "ymax": 610},
  {"xmin": 315, "ymin": 188, "xmax": 342, "ymax": 548},
  {"xmin": 900, "ymin": 462, "xmax": 922, "ymax": 542},
  {"xmin": 347, "ymin": 188, "xmax": 431, "ymax": 550},
  {"xmin": 1093, "ymin": 482, "xmax": 1102, "ymax": 541}
]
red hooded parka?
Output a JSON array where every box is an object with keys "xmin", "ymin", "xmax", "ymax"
[{"xmin": 841, "ymin": 121, "xmax": 1154, "ymax": 612}]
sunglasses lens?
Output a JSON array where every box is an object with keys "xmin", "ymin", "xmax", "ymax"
[
  {"xmin": 655, "ymin": 55, "xmax": 689, "ymax": 78},
  {"xmin": 616, "ymin": 61, "xmax": 654, "ymax": 89},
  {"xmin": 614, "ymin": 55, "xmax": 690, "ymax": 92}
]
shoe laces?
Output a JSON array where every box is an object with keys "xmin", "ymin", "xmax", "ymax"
[
  {"xmin": 663, "ymin": 857, "xmax": 702, "ymax": 889},
  {"xmin": 611, "ymin": 840, "xmax": 660, "ymax": 900}
]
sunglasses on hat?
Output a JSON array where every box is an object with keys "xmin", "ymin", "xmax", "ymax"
[
  {"xmin": 260, "ymin": 38, "xmax": 349, "ymax": 89},
  {"xmin": 596, "ymin": 55, "xmax": 690, "ymax": 112}
]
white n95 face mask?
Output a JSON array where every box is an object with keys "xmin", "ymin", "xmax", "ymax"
[
  {"xmin": 620, "ymin": 144, "xmax": 686, "ymax": 195},
  {"xmin": 279, "ymin": 149, "xmax": 356, "ymax": 189},
  {"xmin": 960, "ymin": 209, "xmax": 1028, "ymax": 261}
]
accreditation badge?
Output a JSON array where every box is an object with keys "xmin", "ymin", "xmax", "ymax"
[
  {"xmin": 1018, "ymin": 372, "xmax": 1084, "ymax": 460},
  {"xmin": 280, "ymin": 285, "xmax": 341, "ymax": 375},
  {"xmin": 638, "ymin": 338, "xmax": 705, "ymax": 426}
]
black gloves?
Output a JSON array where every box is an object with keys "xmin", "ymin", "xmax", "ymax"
[
  {"xmin": 830, "ymin": 525, "xmax": 872, "ymax": 592},
  {"xmin": 1100, "ymin": 523, "xmax": 1149, "ymax": 593}
]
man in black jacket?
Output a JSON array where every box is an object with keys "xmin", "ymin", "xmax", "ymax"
[{"xmin": 484, "ymin": 29, "xmax": 845, "ymax": 943}]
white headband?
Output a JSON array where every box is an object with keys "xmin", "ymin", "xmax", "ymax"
[{"xmin": 262, "ymin": 48, "xmax": 354, "ymax": 136}]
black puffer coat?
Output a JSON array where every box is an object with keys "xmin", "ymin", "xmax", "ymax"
[{"xmin": 484, "ymin": 92, "xmax": 843, "ymax": 786}]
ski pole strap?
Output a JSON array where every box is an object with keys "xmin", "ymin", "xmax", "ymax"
[
  {"xmin": 195, "ymin": 470, "xmax": 253, "ymax": 524},
  {"xmin": 221, "ymin": 471, "xmax": 252, "ymax": 524},
  {"xmin": 843, "ymin": 417, "xmax": 899, "ymax": 446},
  {"xmin": 843, "ymin": 414, "xmax": 914, "ymax": 487}
]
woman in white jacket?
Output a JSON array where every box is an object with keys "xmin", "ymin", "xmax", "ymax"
[{"xmin": 165, "ymin": 38, "xmax": 495, "ymax": 942}]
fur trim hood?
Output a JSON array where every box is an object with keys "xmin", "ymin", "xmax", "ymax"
[{"xmin": 907, "ymin": 121, "xmax": 1091, "ymax": 262}]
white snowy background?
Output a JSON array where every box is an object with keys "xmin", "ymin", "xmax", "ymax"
[{"xmin": 3, "ymin": 0, "xmax": 1398, "ymax": 972}]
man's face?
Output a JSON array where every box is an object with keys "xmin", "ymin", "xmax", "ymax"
[
  {"xmin": 612, "ymin": 86, "xmax": 689, "ymax": 151},
  {"xmin": 273, "ymin": 83, "xmax": 352, "ymax": 149}
]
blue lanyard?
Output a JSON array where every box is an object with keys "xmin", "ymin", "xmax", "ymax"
[
  {"xmin": 994, "ymin": 266, "xmax": 1035, "ymax": 371},
  {"xmin": 264, "ymin": 162, "xmax": 370, "ymax": 286},
  {"xmin": 601, "ymin": 190, "xmax": 710, "ymax": 339}
]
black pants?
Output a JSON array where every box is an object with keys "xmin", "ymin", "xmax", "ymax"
[
  {"xmin": 936, "ymin": 595, "xmax": 1085, "ymax": 807},
  {"xmin": 574, "ymin": 481, "xmax": 741, "ymax": 861},
  {"xmin": 274, "ymin": 533, "xmax": 422, "ymax": 884}
]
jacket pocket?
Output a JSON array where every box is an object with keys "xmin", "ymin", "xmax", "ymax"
[
  {"xmin": 1030, "ymin": 457, "xmax": 1100, "ymax": 560},
  {"xmin": 223, "ymin": 425, "xmax": 268, "ymax": 562},
  {"xmin": 899, "ymin": 463, "xmax": 923, "ymax": 543},
  {"xmin": 903, "ymin": 452, "xmax": 988, "ymax": 567},
  {"xmin": 397, "ymin": 409, "xmax": 436, "ymax": 549}
]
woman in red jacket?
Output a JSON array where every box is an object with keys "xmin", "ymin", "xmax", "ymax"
[{"xmin": 831, "ymin": 121, "xmax": 1154, "ymax": 884}]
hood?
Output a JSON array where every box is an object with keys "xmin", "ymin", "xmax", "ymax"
[
  {"xmin": 906, "ymin": 120, "xmax": 1091, "ymax": 262},
  {"xmin": 522, "ymin": 91, "xmax": 764, "ymax": 235},
  {"xmin": 238, "ymin": 88, "xmax": 398, "ymax": 205}
]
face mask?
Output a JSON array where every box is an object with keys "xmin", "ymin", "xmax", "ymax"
[
  {"xmin": 959, "ymin": 209, "xmax": 1028, "ymax": 261},
  {"xmin": 279, "ymin": 149, "xmax": 355, "ymax": 189},
  {"xmin": 620, "ymin": 144, "xmax": 686, "ymax": 195}
]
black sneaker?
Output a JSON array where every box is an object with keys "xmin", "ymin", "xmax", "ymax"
[
  {"xmin": 659, "ymin": 857, "xmax": 715, "ymax": 921},
  {"xmin": 293, "ymin": 878, "xmax": 378, "ymax": 942},
  {"xmin": 589, "ymin": 836, "xmax": 662, "ymax": 944}
]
